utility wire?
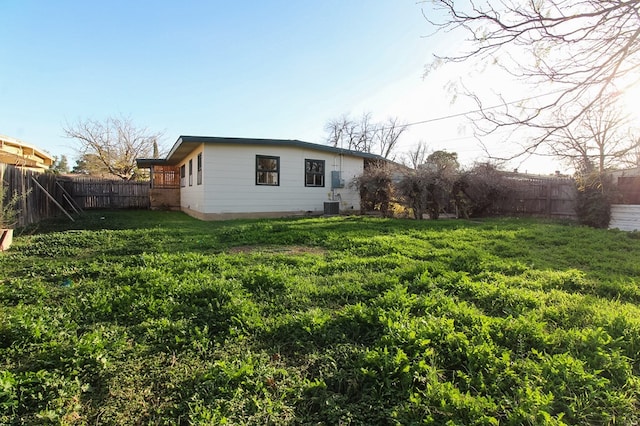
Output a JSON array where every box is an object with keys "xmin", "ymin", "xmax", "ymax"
[{"xmin": 393, "ymin": 89, "xmax": 563, "ymax": 130}]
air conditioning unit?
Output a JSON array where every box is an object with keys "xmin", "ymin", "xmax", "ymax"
[{"xmin": 324, "ymin": 201, "xmax": 340, "ymax": 215}]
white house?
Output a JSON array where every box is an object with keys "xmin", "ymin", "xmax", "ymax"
[{"xmin": 136, "ymin": 136, "xmax": 385, "ymax": 220}]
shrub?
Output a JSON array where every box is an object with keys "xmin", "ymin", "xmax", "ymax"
[
  {"xmin": 352, "ymin": 162, "xmax": 394, "ymax": 217},
  {"xmin": 0, "ymin": 181, "xmax": 22, "ymax": 229},
  {"xmin": 396, "ymin": 151, "xmax": 459, "ymax": 219},
  {"xmin": 395, "ymin": 169, "xmax": 430, "ymax": 220},
  {"xmin": 454, "ymin": 163, "xmax": 516, "ymax": 218},
  {"xmin": 575, "ymin": 172, "xmax": 616, "ymax": 228}
]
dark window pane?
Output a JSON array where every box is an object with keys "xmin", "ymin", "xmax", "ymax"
[
  {"xmin": 305, "ymin": 159, "xmax": 325, "ymax": 187},
  {"xmin": 256, "ymin": 156, "xmax": 280, "ymax": 186}
]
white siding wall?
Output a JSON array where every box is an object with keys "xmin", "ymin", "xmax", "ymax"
[
  {"xmin": 610, "ymin": 204, "xmax": 640, "ymax": 231},
  {"xmin": 193, "ymin": 144, "xmax": 363, "ymax": 215},
  {"xmin": 178, "ymin": 144, "xmax": 205, "ymax": 211}
]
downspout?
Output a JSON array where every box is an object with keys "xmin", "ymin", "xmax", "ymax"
[{"xmin": 332, "ymin": 153, "xmax": 344, "ymax": 202}]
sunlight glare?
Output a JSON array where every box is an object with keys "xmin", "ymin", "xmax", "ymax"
[{"xmin": 620, "ymin": 83, "xmax": 640, "ymax": 124}]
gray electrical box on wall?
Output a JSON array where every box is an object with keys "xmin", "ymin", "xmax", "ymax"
[{"xmin": 331, "ymin": 171, "xmax": 345, "ymax": 188}]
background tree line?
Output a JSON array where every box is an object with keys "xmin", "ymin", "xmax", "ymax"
[
  {"xmin": 419, "ymin": 0, "xmax": 640, "ymax": 228},
  {"xmin": 353, "ymin": 151, "xmax": 519, "ymax": 222}
]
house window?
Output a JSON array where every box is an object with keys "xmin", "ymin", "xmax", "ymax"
[
  {"xmin": 197, "ymin": 153, "xmax": 202, "ymax": 185},
  {"xmin": 305, "ymin": 159, "xmax": 325, "ymax": 187},
  {"xmin": 188, "ymin": 159, "xmax": 193, "ymax": 186},
  {"xmin": 256, "ymin": 155, "xmax": 279, "ymax": 185},
  {"xmin": 180, "ymin": 164, "xmax": 186, "ymax": 187}
]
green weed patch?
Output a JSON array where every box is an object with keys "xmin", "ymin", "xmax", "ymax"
[{"xmin": 1, "ymin": 211, "xmax": 640, "ymax": 424}]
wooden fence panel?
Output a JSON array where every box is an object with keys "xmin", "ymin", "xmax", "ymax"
[
  {"xmin": 618, "ymin": 177, "xmax": 640, "ymax": 204},
  {"xmin": 1, "ymin": 164, "xmax": 62, "ymax": 227},
  {"xmin": 1, "ymin": 166, "xmax": 151, "ymax": 227},
  {"xmin": 502, "ymin": 175, "xmax": 577, "ymax": 218},
  {"xmin": 57, "ymin": 177, "xmax": 150, "ymax": 209}
]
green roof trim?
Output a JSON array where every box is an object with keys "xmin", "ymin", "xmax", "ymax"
[{"xmin": 137, "ymin": 135, "xmax": 386, "ymax": 167}]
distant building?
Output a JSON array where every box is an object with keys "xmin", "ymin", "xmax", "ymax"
[
  {"xmin": 0, "ymin": 134, "xmax": 54, "ymax": 172},
  {"xmin": 609, "ymin": 167, "xmax": 640, "ymax": 205}
]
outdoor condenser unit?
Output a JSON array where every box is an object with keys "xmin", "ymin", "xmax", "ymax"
[{"xmin": 324, "ymin": 201, "xmax": 340, "ymax": 215}]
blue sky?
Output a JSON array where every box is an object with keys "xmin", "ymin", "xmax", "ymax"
[{"xmin": 0, "ymin": 1, "xmax": 562, "ymax": 173}]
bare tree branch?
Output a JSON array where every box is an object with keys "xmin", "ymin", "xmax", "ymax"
[
  {"xmin": 547, "ymin": 97, "xmax": 640, "ymax": 173},
  {"xmin": 375, "ymin": 117, "xmax": 407, "ymax": 160},
  {"xmin": 324, "ymin": 113, "xmax": 406, "ymax": 159},
  {"xmin": 64, "ymin": 115, "xmax": 163, "ymax": 180},
  {"xmin": 403, "ymin": 140, "xmax": 430, "ymax": 169},
  {"xmin": 422, "ymin": 0, "xmax": 640, "ymax": 162}
]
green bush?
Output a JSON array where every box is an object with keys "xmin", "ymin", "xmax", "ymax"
[{"xmin": 575, "ymin": 172, "xmax": 616, "ymax": 228}]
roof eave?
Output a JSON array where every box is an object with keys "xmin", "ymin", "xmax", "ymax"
[{"xmin": 138, "ymin": 135, "xmax": 389, "ymax": 166}]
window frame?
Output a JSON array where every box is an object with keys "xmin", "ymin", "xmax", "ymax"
[
  {"xmin": 180, "ymin": 164, "xmax": 186, "ymax": 187},
  {"xmin": 304, "ymin": 158, "xmax": 325, "ymax": 187},
  {"xmin": 255, "ymin": 155, "xmax": 280, "ymax": 186},
  {"xmin": 196, "ymin": 153, "xmax": 202, "ymax": 185}
]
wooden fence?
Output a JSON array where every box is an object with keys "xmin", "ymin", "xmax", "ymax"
[
  {"xmin": 1, "ymin": 164, "xmax": 61, "ymax": 227},
  {"xmin": 438, "ymin": 173, "xmax": 577, "ymax": 218},
  {"xmin": 57, "ymin": 177, "xmax": 150, "ymax": 209},
  {"xmin": 1, "ymin": 164, "xmax": 150, "ymax": 227},
  {"xmin": 501, "ymin": 174, "xmax": 577, "ymax": 218},
  {"xmin": 617, "ymin": 176, "xmax": 640, "ymax": 204},
  {"xmin": 2, "ymin": 164, "xmax": 622, "ymax": 226}
]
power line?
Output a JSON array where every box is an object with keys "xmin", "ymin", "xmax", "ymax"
[{"xmin": 396, "ymin": 90, "xmax": 563, "ymax": 129}]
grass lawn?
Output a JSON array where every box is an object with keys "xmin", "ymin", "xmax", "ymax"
[{"xmin": 2, "ymin": 210, "xmax": 640, "ymax": 425}]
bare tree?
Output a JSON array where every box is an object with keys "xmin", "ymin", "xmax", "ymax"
[
  {"xmin": 324, "ymin": 113, "xmax": 406, "ymax": 159},
  {"xmin": 356, "ymin": 112, "xmax": 375, "ymax": 153},
  {"xmin": 64, "ymin": 116, "xmax": 163, "ymax": 180},
  {"xmin": 403, "ymin": 141, "xmax": 430, "ymax": 169},
  {"xmin": 422, "ymin": 0, "xmax": 640, "ymax": 161},
  {"xmin": 632, "ymin": 140, "xmax": 640, "ymax": 166},
  {"xmin": 325, "ymin": 114, "xmax": 355, "ymax": 150},
  {"xmin": 374, "ymin": 117, "xmax": 406, "ymax": 160},
  {"xmin": 548, "ymin": 99, "xmax": 640, "ymax": 173}
]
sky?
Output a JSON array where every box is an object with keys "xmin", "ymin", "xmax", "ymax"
[{"xmin": 1, "ymin": 1, "xmax": 565, "ymax": 174}]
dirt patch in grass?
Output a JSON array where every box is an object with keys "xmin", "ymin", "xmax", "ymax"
[{"xmin": 227, "ymin": 245, "xmax": 327, "ymax": 255}]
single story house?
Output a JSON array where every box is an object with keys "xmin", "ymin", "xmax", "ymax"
[
  {"xmin": 136, "ymin": 136, "xmax": 385, "ymax": 220},
  {"xmin": 0, "ymin": 134, "xmax": 54, "ymax": 172}
]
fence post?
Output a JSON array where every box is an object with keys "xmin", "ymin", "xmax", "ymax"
[{"xmin": 546, "ymin": 181, "xmax": 552, "ymax": 217}]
